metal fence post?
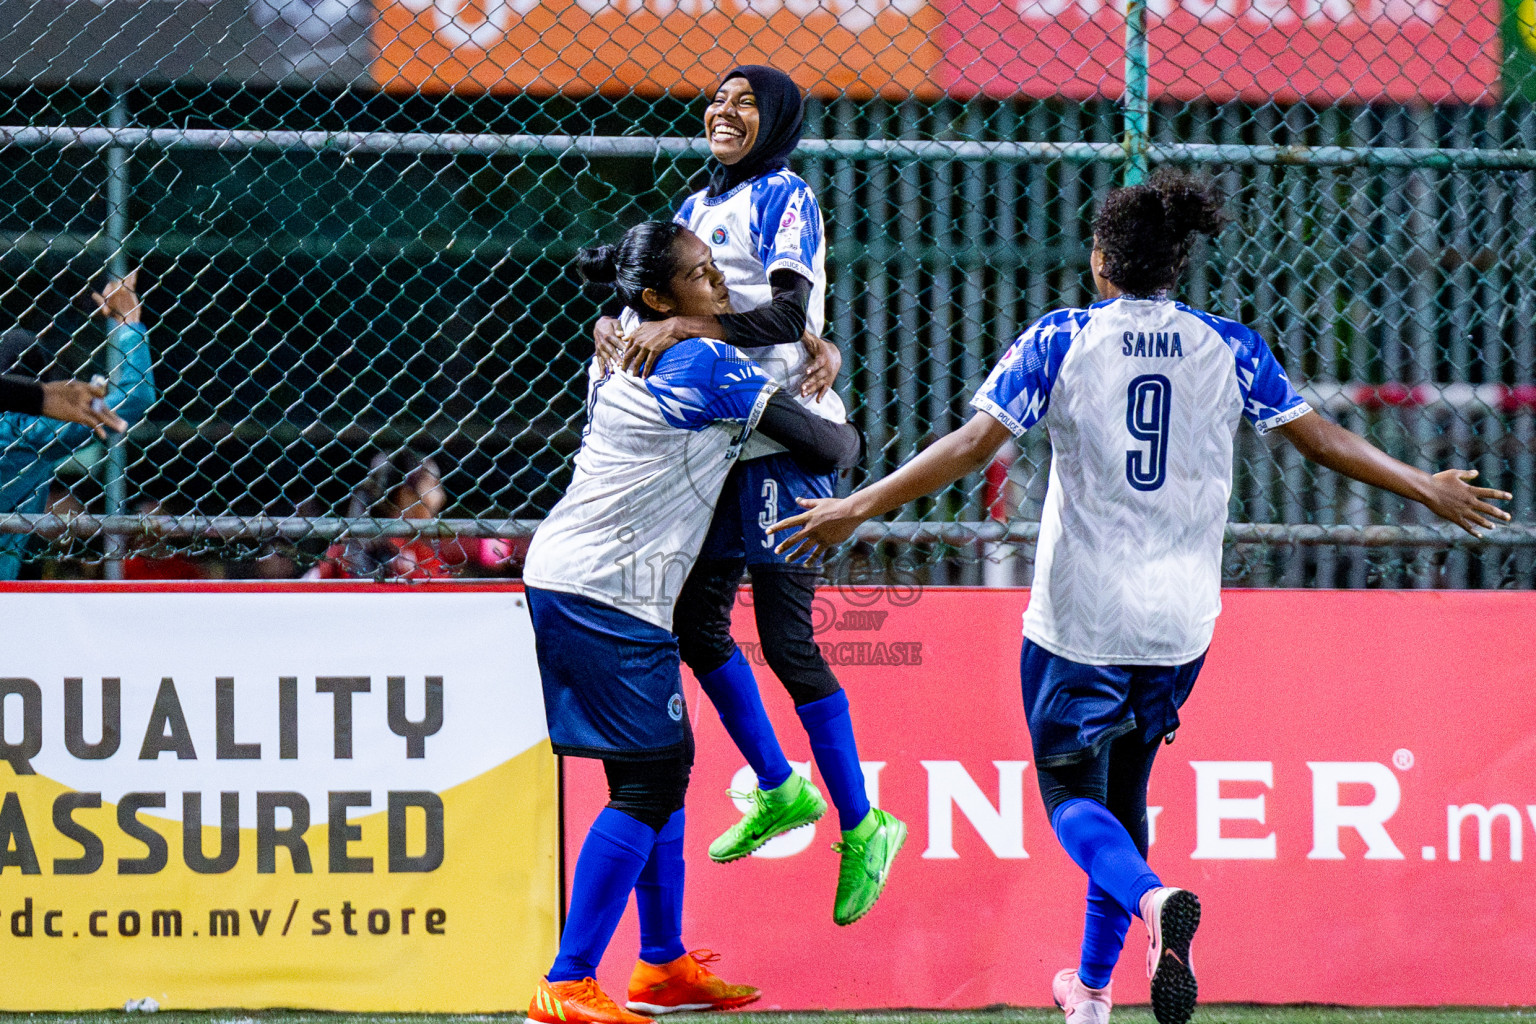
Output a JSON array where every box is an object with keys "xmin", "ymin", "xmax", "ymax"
[
  {"xmin": 102, "ymin": 86, "xmax": 130, "ymax": 580},
  {"xmin": 1123, "ymin": 0, "xmax": 1151, "ymax": 186}
]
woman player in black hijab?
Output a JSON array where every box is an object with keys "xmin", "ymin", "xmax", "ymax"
[{"xmin": 591, "ymin": 66, "xmax": 907, "ymax": 935}]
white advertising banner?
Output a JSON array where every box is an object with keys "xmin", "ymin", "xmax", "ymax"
[{"xmin": 0, "ymin": 583, "xmax": 556, "ymax": 1011}]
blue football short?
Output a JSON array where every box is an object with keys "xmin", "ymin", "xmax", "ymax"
[
  {"xmin": 698, "ymin": 453, "xmax": 837, "ymax": 566},
  {"xmin": 526, "ymin": 586, "xmax": 688, "ymax": 761},
  {"xmin": 1019, "ymin": 637, "xmax": 1206, "ymax": 768}
]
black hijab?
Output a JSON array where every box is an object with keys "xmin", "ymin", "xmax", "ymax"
[{"xmin": 705, "ymin": 66, "xmax": 805, "ymax": 199}]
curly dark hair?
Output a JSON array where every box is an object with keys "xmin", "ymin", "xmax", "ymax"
[{"xmin": 1093, "ymin": 171, "xmax": 1225, "ymax": 297}]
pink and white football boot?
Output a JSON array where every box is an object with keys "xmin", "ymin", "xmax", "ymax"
[
  {"xmin": 1052, "ymin": 968, "xmax": 1112, "ymax": 1024},
  {"xmin": 1139, "ymin": 886, "xmax": 1201, "ymax": 1024}
]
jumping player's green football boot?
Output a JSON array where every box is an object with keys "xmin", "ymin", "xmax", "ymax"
[
  {"xmin": 708, "ymin": 773, "xmax": 827, "ymax": 863},
  {"xmin": 831, "ymin": 807, "xmax": 907, "ymax": 926}
]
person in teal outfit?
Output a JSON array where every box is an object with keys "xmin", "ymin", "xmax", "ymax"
[{"xmin": 0, "ymin": 270, "xmax": 157, "ymax": 578}]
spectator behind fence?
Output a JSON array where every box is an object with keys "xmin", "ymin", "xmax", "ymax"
[
  {"xmin": 0, "ymin": 272, "xmax": 157, "ymax": 579},
  {"xmin": 0, "ymin": 332, "xmax": 130, "ymax": 437},
  {"xmin": 0, "ymin": 372, "xmax": 128, "ymax": 436},
  {"xmin": 305, "ymin": 449, "xmax": 467, "ymax": 581}
]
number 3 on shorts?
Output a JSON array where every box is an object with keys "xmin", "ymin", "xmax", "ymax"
[
  {"xmin": 757, "ymin": 477, "xmax": 780, "ymax": 548},
  {"xmin": 1126, "ymin": 374, "xmax": 1172, "ymax": 492}
]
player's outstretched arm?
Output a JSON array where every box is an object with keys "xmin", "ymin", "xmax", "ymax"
[
  {"xmin": 767, "ymin": 410, "xmax": 1014, "ymax": 562},
  {"xmin": 0, "ymin": 375, "xmax": 45, "ymax": 416},
  {"xmin": 1276, "ymin": 410, "xmax": 1512, "ymax": 537}
]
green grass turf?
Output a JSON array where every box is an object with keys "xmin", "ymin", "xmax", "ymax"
[{"xmin": 2, "ymin": 1009, "xmax": 1531, "ymax": 1024}]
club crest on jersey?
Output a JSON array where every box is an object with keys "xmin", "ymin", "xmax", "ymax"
[
  {"xmin": 667, "ymin": 693, "xmax": 685, "ymax": 721},
  {"xmin": 711, "ymin": 226, "xmax": 729, "ymax": 246}
]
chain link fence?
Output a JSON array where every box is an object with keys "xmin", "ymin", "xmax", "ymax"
[{"xmin": 1, "ymin": 0, "xmax": 1534, "ymax": 584}]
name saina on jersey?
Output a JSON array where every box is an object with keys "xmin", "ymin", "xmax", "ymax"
[{"xmin": 1122, "ymin": 331, "xmax": 1185, "ymax": 357}]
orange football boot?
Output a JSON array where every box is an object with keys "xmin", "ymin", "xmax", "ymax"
[
  {"xmin": 527, "ymin": 977, "xmax": 651, "ymax": 1024},
  {"xmin": 625, "ymin": 950, "xmax": 761, "ymax": 1014}
]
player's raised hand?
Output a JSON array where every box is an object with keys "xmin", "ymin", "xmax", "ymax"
[
  {"xmin": 1420, "ymin": 469, "xmax": 1512, "ymax": 538},
  {"xmin": 91, "ymin": 268, "xmax": 143, "ymax": 325},
  {"xmin": 593, "ymin": 316, "xmax": 625, "ymax": 371},
  {"xmin": 800, "ymin": 330, "xmax": 841, "ymax": 401},
  {"xmin": 767, "ymin": 495, "xmax": 864, "ymax": 563},
  {"xmin": 621, "ymin": 318, "xmax": 684, "ymax": 377}
]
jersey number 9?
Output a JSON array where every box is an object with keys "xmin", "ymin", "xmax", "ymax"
[{"xmin": 1125, "ymin": 374, "xmax": 1172, "ymax": 492}]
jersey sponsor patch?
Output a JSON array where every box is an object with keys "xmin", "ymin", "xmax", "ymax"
[
  {"xmin": 773, "ymin": 188, "xmax": 807, "ymax": 256},
  {"xmin": 667, "ymin": 692, "xmax": 685, "ymax": 721}
]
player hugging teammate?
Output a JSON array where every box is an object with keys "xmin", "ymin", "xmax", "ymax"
[
  {"xmin": 523, "ymin": 221, "xmax": 861, "ymax": 1024},
  {"xmin": 769, "ymin": 171, "xmax": 1510, "ymax": 1024}
]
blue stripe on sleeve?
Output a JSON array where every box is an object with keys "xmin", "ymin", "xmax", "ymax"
[
  {"xmin": 970, "ymin": 307, "xmax": 1089, "ymax": 436},
  {"xmin": 751, "ymin": 173, "xmax": 819, "ymax": 280},
  {"xmin": 674, "ymin": 193, "xmax": 699, "ymax": 227},
  {"xmin": 645, "ymin": 339, "xmax": 777, "ymax": 430},
  {"xmin": 1176, "ymin": 304, "xmax": 1309, "ymax": 432}
]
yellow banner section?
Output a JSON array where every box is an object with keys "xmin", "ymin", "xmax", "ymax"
[
  {"xmin": 0, "ymin": 587, "xmax": 555, "ymax": 1011},
  {"xmin": 0, "ymin": 741, "xmax": 556, "ymax": 1010}
]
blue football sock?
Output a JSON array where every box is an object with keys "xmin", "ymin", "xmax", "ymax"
[
  {"xmin": 548, "ymin": 808, "xmax": 657, "ymax": 982},
  {"xmin": 634, "ymin": 809, "xmax": 687, "ymax": 966},
  {"xmin": 1051, "ymin": 797, "xmax": 1162, "ymax": 920},
  {"xmin": 698, "ymin": 649, "xmax": 793, "ymax": 791},
  {"xmin": 796, "ymin": 690, "xmax": 871, "ymax": 831},
  {"xmin": 1078, "ymin": 880, "xmax": 1131, "ymax": 989}
]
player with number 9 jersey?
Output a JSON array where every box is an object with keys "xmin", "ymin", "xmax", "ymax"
[
  {"xmin": 971, "ymin": 294, "xmax": 1307, "ymax": 665},
  {"xmin": 765, "ymin": 172, "xmax": 1510, "ymax": 1024}
]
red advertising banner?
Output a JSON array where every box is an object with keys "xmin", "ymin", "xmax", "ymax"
[
  {"xmin": 565, "ymin": 588, "xmax": 1536, "ymax": 1008},
  {"xmin": 933, "ymin": 0, "xmax": 1503, "ymax": 104}
]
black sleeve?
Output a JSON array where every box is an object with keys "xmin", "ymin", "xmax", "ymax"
[
  {"xmin": 0, "ymin": 375, "xmax": 44, "ymax": 416},
  {"xmin": 716, "ymin": 271, "xmax": 811, "ymax": 349},
  {"xmin": 755, "ymin": 389, "xmax": 862, "ymax": 474}
]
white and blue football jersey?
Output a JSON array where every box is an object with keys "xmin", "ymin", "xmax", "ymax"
[
  {"xmin": 524, "ymin": 339, "xmax": 778, "ymax": 631},
  {"xmin": 972, "ymin": 297, "xmax": 1311, "ymax": 666},
  {"xmin": 674, "ymin": 171, "xmax": 845, "ymax": 455}
]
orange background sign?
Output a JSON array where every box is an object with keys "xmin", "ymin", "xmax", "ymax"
[{"xmin": 373, "ymin": 0, "xmax": 942, "ymax": 97}]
